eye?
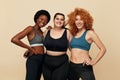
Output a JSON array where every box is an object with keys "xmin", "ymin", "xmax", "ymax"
[
  {"xmin": 44, "ymin": 20, "xmax": 47, "ymax": 25},
  {"xmin": 60, "ymin": 18, "xmax": 64, "ymax": 21},
  {"xmin": 55, "ymin": 17, "xmax": 59, "ymax": 20}
]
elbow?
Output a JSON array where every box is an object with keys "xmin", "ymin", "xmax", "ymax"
[
  {"xmin": 11, "ymin": 37, "xmax": 18, "ymax": 44},
  {"xmin": 102, "ymin": 47, "xmax": 106, "ymax": 55}
]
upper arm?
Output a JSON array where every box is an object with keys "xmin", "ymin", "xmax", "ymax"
[
  {"xmin": 66, "ymin": 29, "xmax": 73, "ymax": 43},
  {"xmin": 66, "ymin": 29, "xmax": 72, "ymax": 51},
  {"xmin": 11, "ymin": 26, "xmax": 32, "ymax": 41},
  {"xmin": 90, "ymin": 31, "xmax": 106, "ymax": 50}
]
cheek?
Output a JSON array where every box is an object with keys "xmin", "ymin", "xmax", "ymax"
[
  {"xmin": 75, "ymin": 21, "xmax": 78, "ymax": 25},
  {"xmin": 37, "ymin": 19, "xmax": 41, "ymax": 23},
  {"xmin": 61, "ymin": 21, "xmax": 64, "ymax": 24},
  {"xmin": 54, "ymin": 20, "xmax": 59, "ymax": 24},
  {"xmin": 44, "ymin": 18, "xmax": 48, "ymax": 24}
]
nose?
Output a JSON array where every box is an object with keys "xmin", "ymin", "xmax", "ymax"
[{"xmin": 42, "ymin": 20, "xmax": 47, "ymax": 25}]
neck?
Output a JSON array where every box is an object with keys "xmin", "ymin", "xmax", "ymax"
[
  {"xmin": 78, "ymin": 28, "xmax": 86, "ymax": 33},
  {"xmin": 53, "ymin": 26, "xmax": 63, "ymax": 31},
  {"xmin": 34, "ymin": 25, "xmax": 41, "ymax": 30},
  {"xmin": 33, "ymin": 25, "xmax": 43, "ymax": 33}
]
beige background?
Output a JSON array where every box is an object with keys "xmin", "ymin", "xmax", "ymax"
[{"xmin": 0, "ymin": 0, "xmax": 120, "ymax": 80}]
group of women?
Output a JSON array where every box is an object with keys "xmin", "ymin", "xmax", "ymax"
[{"xmin": 11, "ymin": 8, "xmax": 106, "ymax": 80}]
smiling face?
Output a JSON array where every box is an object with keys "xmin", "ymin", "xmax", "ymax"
[
  {"xmin": 53, "ymin": 14, "xmax": 65, "ymax": 28},
  {"xmin": 75, "ymin": 15, "xmax": 84, "ymax": 30},
  {"xmin": 36, "ymin": 15, "xmax": 48, "ymax": 28}
]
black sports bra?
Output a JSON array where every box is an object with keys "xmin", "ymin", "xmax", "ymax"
[{"xmin": 44, "ymin": 29, "xmax": 68, "ymax": 51}]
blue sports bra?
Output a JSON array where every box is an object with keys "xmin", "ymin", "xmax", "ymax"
[
  {"xmin": 29, "ymin": 27, "xmax": 44, "ymax": 47},
  {"xmin": 70, "ymin": 30, "xmax": 91, "ymax": 51}
]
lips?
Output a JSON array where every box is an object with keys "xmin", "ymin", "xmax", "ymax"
[
  {"xmin": 56, "ymin": 22, "xmax": 63, "ymax": 26},
  {"xmin": 39, "ymin": 23, "xmax": 44, "ymax": 27},
  {"xmin": 77, "ymin": 23, "xmax": 82, "ymax": 27}
]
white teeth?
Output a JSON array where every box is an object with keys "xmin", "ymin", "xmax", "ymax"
[
  {"xmin": 77, "ymin": 24, "xmax": 81, "ymax": 26},
  {"xmin": 56, "ymin": 23, "xmax": 61, "ymax": 26},
  {"xmin": 40, "ymin": 23, "xmax": 43, "ymax": 26},
  {"xmin": 57, "ymin": 22, "xmax": 61, "ymax": 25}
]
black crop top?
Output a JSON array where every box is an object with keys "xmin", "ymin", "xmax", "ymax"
[{"xmin": 44, "ymin": 29, "xmax": 68, "ymax": 51}]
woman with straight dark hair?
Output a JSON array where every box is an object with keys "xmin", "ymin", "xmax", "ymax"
[{"xmin": 43, "ymin": 13, "xmax": 72, "ymax": 80}]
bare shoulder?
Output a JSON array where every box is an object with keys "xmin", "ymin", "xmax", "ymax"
[
  {"xmin": 87, "ymin": 30, "xmax": 97, "ymax": 36},
  {"xmin": 66, "ymin": 28, "xmax": 72, "ymax": 36},
  {"xmin": 11, "ymin": 26, "xmax": 34, "ymax": 40},
  {"xmin": 65, "ymin": 28, "xmax": 70, "ymax": 34},
  {"xmin": 20, "ymin": 26, "xmax": 34, "ymax": 34},
  {"xmin": 16, "ymin": 26, "xmax": 34, "ymax": 36},
  {"xmin": 65, "ymin": 28, "xmax": 73, "ymax": 41},
  {"xmin": 65, "ymin": 28, "xmax": 70, "ymax": 36},
  {"xmin": 87, "ymin": 30, "xmax": 100, "ymax": 41},
  {"xmin": 66, "ymin": 29, "xmax": 70, "ymax": 33},
  {"xmin": 24, "ymin": 26, "xmax": 33, "ymax": 31}
]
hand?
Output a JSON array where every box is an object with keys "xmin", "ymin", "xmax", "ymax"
[
  {"xmin": 83, "ymin": 60, "xmax": 96, "ymax": 66},
  {"xmin": 83, "ymin": 55, "xmax": 94, "ymax": 65},
  {"xmin": 83, "ymin": 60, "xmax": 90, "ymax": 66},
  {"xmin": 28, "ymin": 48, "xmax": 38, "ymax": 55},
  {"xmin": 46, "ymin": 25, "xmax": 52, "ymax": 30},
  {"xmin": 89, "ymin": 60, "xmax": 96, "ymax": 66},
  {"xmin": 23, "ymin": 50, "xmax": 30, "ymax": 58}
]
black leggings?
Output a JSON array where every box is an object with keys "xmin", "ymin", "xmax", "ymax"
[
  {"xmin": 43, "ymin": 54, "xmax": 69, "ymax": 80},
  {"xmin": 26, "ymin": 54, "xmax": 45, "ymax": 80},
  {"xmin": 68, "ymin": 61, "xmax": 95, "ymax": 80}
]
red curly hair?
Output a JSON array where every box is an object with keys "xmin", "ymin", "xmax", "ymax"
[{"xmin": 68, "ymin": 8, "xmax": 94, "ymax": 36}]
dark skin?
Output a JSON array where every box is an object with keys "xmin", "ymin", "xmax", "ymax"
[{"xmin": 11, "ymin": 15, "xmax": 48, "ymax": 57}]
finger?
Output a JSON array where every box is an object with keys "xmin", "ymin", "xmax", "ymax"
[
  {"xmin": 86, "ymin": 62, "xmax": 90, "ymax": 65},
  {"xmin": 34, "ymin": 52, "xmax": 38, "ymax": 55},
  {"xmin": 83, "ymin": 60, "xmax": 86, "ymax": 66},
  {"xmin": 29, "ymin": 52, "xmax": 33, "ymax": 56}
]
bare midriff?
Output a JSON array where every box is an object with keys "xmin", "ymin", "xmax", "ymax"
[
  {"xmin": 70, "ymin": 48, "xmax": 90, "ymax": 63},
  {"xmin": 46, "ymin": 50, "xmax": 66, "ymax": 56},
  {"xmin": 32, "ymin": 46, "xmax": 44, "ymax": 54}
]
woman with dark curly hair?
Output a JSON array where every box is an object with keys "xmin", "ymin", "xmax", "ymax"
[
  {"xmin": 67, "ymin": 8, "xmax": 106, "ymax": 80},
  {"xmin": 11, "ymin": 10, "xmax": 50, "ymax": 80}
]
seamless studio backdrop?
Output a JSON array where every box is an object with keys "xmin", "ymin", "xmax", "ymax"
[{"xmin": 0, "ymin": 0, "xmax": 120, "ymax": 80}]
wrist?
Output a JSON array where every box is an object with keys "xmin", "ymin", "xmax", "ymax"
[
  {"xmin": 28, "ymin": 47, "xmax": 32, "ymax": 51},
  {"xmin": 91, "ymin": 60, "xmax": 96, "ymax": 65}
]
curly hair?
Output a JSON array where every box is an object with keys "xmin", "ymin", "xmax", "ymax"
[
  {"xmin": 34, "ymin": 10, "xmax": 51, "ymax": 23},
  {"xmin": 68, "ymin": 8, "xmax": 94, "ymax": 36}
]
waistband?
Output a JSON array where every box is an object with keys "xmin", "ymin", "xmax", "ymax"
[
  {"xmin": 69, "ymin": 61, "xmax": 92, "ymax": 67},
  {"xmin": 69, "ymin": 61, "xmax": 85, "ymax": 66},
  {"xmin": 30, "ymin": 43, "xmax": 43, "ymax": 47},
  {"xmin": 45, "ymin": 53, "xmax": 67, "ymax": 57}
]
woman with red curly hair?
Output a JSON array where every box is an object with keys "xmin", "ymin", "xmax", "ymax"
[{"xmin": 67, "ymin": 8, "xmax": 106, "ymax": 80}]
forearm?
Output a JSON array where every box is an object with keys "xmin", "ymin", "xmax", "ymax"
[
  {"xmin": 11, "ymin": 39, "xmax": 31, "ymax": 50},
  {"xmin": 92, "ymin": 48, "xmax": 106, "ymax": 65}
]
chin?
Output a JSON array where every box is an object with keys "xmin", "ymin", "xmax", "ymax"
[
  {"xmin": 38, "ymin": 25, "xmax": 42, "ymax": 28},
  {"xmin": 77, "ymin": 27, "xmax": 82, "ymax": 29}
]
